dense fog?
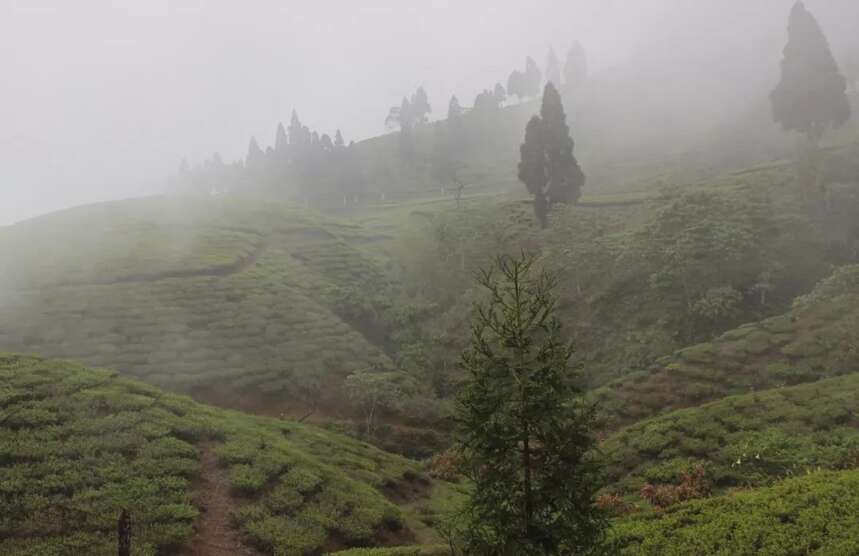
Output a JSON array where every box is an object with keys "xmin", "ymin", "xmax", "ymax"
[{"xmin": 2, "ymin": 0, "xmax": 857, "ymax": 225}]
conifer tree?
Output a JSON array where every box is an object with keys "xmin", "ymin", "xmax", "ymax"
[
  {"xmin": 410, "ymin": 87, "xmax": 432, "ymax": 124},
  {"xmin": 447, "ymin": 95, "xmax": 465, "ymax": 152},
  {"xmin": 320, "ymin": 133, "xmax": 333, "ymax": 152},
  {"xmin": 334, "ymin": 129, "xmax": 345, "ymax": 149},
  {"xmin": 518, "ymin": 84, "xmax": 584, "ymax": 227},
  {"xmin": 455, "ymin": 253, "xmax": 605, "ymax": 554},
  {"xmin": 448, "ymin": 95, "xmax": 462, "ymax": 120},
  {"xmin": 524, "ymin": 57, "xmax": 542, "ymax": 98},
  {"xmin": 245, "ymin": 137, "xmax": 265, "ymax": 170},
  {"xmin": 275, "ymin": 122, "xmax": 288, "ymax": 153},
  {"xmin": 518, "ymin": 116, "xmax": 549, "ymax": 227},
  {"xmin": 563, "ymin": 42, "xmax": 588, "ymax": 91},
  {"xmin": 508, "ymin": 70, "xmax": 526, "ymax": 101},
  {"xmin": 546, "ymin": 48, "xmax": 561, "ymax": 87},
  {"xmin": 494, "ymin": 83, "xmax": 506, "ymax": 105},
  {"xmin": 771, "ymin": 1, "xmax": 851, "ymax": 142},
  {"xmin": 289, "ymin": 110, "xmax": 304, "ymax": 145},
  {"xmin": 541, "ymin": 82, "xmax": 584, "ymax": 205}
]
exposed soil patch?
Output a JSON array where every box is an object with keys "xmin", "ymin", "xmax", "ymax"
[{"xmin": 181, "ymin": 442, "xmax": 263, "ymax": 556}]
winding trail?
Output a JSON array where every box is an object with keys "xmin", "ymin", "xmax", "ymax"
[{"xmin": 182, "ymin": 442, "xmax": 263, "ymax": 556}]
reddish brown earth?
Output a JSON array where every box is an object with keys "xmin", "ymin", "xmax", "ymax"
[{"xmin": 181, "ymin": 443, "xmax": 263, "ymax": 556}]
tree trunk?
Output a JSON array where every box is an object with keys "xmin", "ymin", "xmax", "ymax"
[
  {"xmin": 118, "ymin": 509, "xmax": 131, "ymax": 556},
  {"xmin": 522, "ymin": 425, "xmax": 533, "ymax": 537}
]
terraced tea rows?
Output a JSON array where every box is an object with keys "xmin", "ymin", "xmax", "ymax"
[
  {"xmin": 590, "ymin": 265, "xmax": 859, "ymax": 430},
  {"xmin": 0, "ymin": 197, "xmax": 397, "ymax": 406},
  {"xmin": 0, "ymin": 354, "xmax": 462, "ymax": 555},
  {"xmin": 606, "ymin": 469, "xmax": 859, "ymax": 555},
  {"xmin": 601, "ymin": 372, "xmax": 859, "ymax": 497}
]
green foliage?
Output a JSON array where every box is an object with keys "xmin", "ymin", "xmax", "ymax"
[
  {"xmin": 455, "ymin": 254, "xmax": 605, "ymax": 554},
  {"xmin": 0, "ymin": 353, "xmax": 458, "ymax": 555},
  {"xmin": 591, "ymin": 265, "xmax": 859, "ymax": 430},
  {"xmin": 771, "ymin": 1, "xmax": 851, "ymax": 140},
  {"xmin": 605, "ymin": 469, "xmax": 859, "ymax": 555},
  {"xmin": 0, "ymin": 197, "xmax": 393, "ymax": 408},
  {"xmin": 600, "ymin": 373, "xmax": 859, "ymax": 500},
  {"xmin": 517, "ymin": 83, "xmax": 583, "ymax": 227}
]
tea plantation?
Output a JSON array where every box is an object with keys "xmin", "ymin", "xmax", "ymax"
[
  {"xmin": 605, "ymin": 469, "xmax": 859, "ymax": 555},
  {"xmin": 0, "ymin": 197, "xmax": 395, "ymax": 408},
  {"xmin": 590, "ymin": 264, "xmax": 859, "ymax": 430},
  {"xmin": 0, "ymin": 353, "xmax": 462, "ymax": 555}
]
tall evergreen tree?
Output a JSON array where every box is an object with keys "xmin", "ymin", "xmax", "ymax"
[
  {"xmin": 288, "ymin": 110, "xmax": 303, "ymax": 146},
  {"xmin": 494, "ymin": 83, "xmax": 507, "ymax": 105},
  {"xmin": 410, "ymin": 87, "xmax": 432, "ymax": 124},
  {"xmin": 563, "ymin": 42, "xmax": 588, "ymax": 91},
  {"xmin": 275, "ymin": 122, "xmax": 288, "ymax": 154},
  {"xmin": 334, "ymin": 129, "xmax": 345, "ymax": 149},
  {"xmin": 245, "ymin": 137, "xmax": 265, "ymax": 170},
  {"xmin": 541, "ymin": 82, "xmax": 584, "ymax": 205},
  {"xmin": 518, "ymin": 116, "xmax": 549, "ymax": 227},
  {"xmin": 524, "ymin": 57, "xmax": 542, "ymax": 98},
  {"xmin": 771, "ymin": 1, "xmax": 851, "ymax": 142},
  {"xmin": 455, "ymin": 253, "xmax": 605, "ymax": 554},
  {"xmin": 518, "ymin": 84, "xmax": 584, "ymax": 227},
  {"xmin": 508, "ymin": 70, "xmax": 526, "ymax": 101},
  {"xmin": 320, "ymin": 133, "xmax": 334, "ymax": 152},
  {"xmin": 545, "ymin": 48, "xmax": 561, "ymax": 87},
  {"xmin": 448, "ymin": 95, "xmax": 462, "ymax": 120},
  {"xmin": 447, "ymin": 95, "xmax": 465, "ymax": 152}
]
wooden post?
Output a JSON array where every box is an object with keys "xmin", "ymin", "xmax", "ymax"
[{"xmin": 118, "ymin": 509, "xmax": 131, "ymax": 556}]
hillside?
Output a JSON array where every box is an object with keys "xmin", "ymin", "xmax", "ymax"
[
  {"xmin": 601, "ymin": 371, "xmax": 859, "ymax": 498},
  {"xmin": 591, "ymin": 264, "xmax": 859, "ymax": 430},
  {"xmin": 3, "ymin": 142, "xmax": 857, "ymax": 433},
  {"xmin": 379, "ymin": 143, "xmax": 859, "ymax": 398},
  {"xmin": 0, "ymin": 197, "xmax": 395, "ymax": 413},
  {"xmin": 605, "ymin": 468, "xmax": 859, "ymax": 555},
  {"xmin": 0, "ymin": 353, "xmax": 463, "ymax": 555}
]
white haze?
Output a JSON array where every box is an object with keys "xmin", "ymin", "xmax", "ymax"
[{"xmin": 1, "ymin": 0, "xmax": 857, "ymax": 225}]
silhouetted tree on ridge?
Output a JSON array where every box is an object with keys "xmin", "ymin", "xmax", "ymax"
[
  {"xmin": 508, "ymin": 70, "xmax": 526, "ymax": 101},
  {"xmin": 542, "ymin": 82, "xmax": 584, "ymax": 206},
  {"xmin": 518, "ymin": 83, "xmax": 583, "ymax": 227},
  {"xmin": 771, "ymin": 1, "xmax": 851, "ymax": 143},
  {"xmin": 519, "ymin": 115, "xmax": 549, "ymax": 227},
  {"xmin": 524, "ymin": 56, "xmax": 542, "ymax": 98},
  {"xmin": 563, "ymin": 41, "xmax": 588, "ymax": 91}
]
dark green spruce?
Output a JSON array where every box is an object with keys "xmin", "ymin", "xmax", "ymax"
[{"xmin": 454, "ymin": 253, "xmax": 605, "ymax": 555}]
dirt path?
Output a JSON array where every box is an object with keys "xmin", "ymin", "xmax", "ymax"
[
  {"xmin": 49, "ymin": 240, "xmax": 267, "ymax": 289},
  {"xmin": 181, "ymin": 442, "xmax": 263, "ymax": 556}
]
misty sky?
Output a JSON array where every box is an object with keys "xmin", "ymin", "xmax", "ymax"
[{"xmin": 2, "ymin": 0, "xmax": 857, "ymax": 225}]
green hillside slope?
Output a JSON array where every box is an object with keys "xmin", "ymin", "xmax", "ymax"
[
  {"xmin": 0, "ymin": 354, "xmax": 463, "ymax": 555},
  {"xmin": 0, "ymin": 197, "xmax": 394, "ymax": 409},
  {"xmin": 601, "ymin": 371, "xmax": 859, "ymax": 498},
  {"xmin": 605, "ymin": 469, "xmax": 859, "ymax": 555},
  {"xmin": 591, "ymin": 264, "xmax": 859, "ymax": 430}
]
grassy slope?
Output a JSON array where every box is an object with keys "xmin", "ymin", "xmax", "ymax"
[
  {"xmin": 0, "ymin": 196, "xmax": 394, "ymax": 408},
  {"xmin": 591, "ymin": 264, "xmax": 859, "ymax": 430},
  {"xmin": 606, "ymin": 469, "xmax": 859, "ymax": 555},
  {"xmin": 601, "ymin": 372, "xmax": 859, "ymax": 497},
  {"xmin": 0, "ymin": 353, "xmax": 464, "ymax": 555}
]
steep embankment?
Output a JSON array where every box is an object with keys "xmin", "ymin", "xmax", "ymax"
[
  {"xmin": 0, "ymin": 354, "xmax": 463, "ymax": 555},
  {"xmin": 0, "ymin": 196, "xmax": 395, "ymax": 411}
]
